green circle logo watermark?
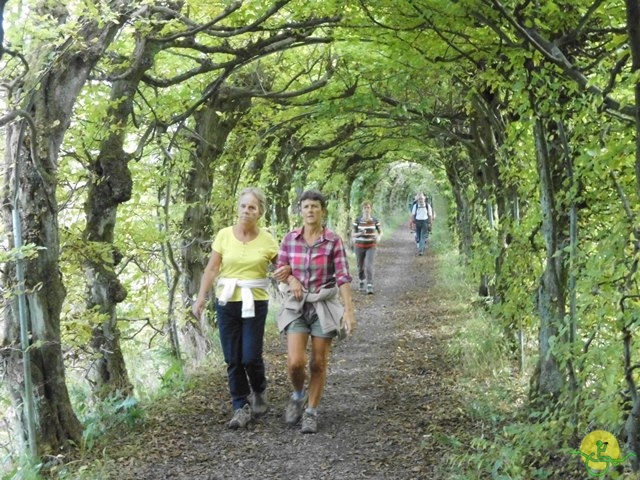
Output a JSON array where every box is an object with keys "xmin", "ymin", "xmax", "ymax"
[{"xmin": 570, "ymin": 430, "xmax": 636, "ymax": 477}]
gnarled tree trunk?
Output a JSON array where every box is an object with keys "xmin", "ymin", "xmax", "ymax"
[
  {"xmin": 0, "ymin": 2, "xmax": 131, "ymax": 455},
  {"xmin": 83, "ymin": 31, "xmax": 161, "ymax": 398}
]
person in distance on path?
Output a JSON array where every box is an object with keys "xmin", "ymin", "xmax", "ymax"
[
  {"xmin": 192, "ymin": 187, "xmax": 289, "ymax": 429},
  {"xmin": 409, "ymin": 192, "xmax": 435, "ymax": 247},
  {"xmin": 276, "ymin": 189, "xmax": 356, "ymax": 434},
  {"xmin": 411, "ymin": 193, "xmax": 433, "ymax": 256},
  {"xmin": 352, "ymin": 200, "xmax": 382, "ymax": 294}
]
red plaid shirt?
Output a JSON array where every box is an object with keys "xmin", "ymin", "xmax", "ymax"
[{"xmin": 277, "ymin": 226, "xmax": 352, "ymax": 293}]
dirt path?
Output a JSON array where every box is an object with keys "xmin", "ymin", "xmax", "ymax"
[{"xmin": 79, "ymin": 227, "xmax": 469, "ymax": 480}]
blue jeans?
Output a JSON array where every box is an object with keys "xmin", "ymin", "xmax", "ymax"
[
  {"xmin": 415, "ymin": 220, "xmax": 430, "ymax": 254},
  {"xmin": 216, "ymin": 300, "xmax": 268, "ymax": 410}
]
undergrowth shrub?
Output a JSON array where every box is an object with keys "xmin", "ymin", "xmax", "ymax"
[{"xmin": 434, "ymin": 247, "xmax": 638, "ymax": 479}]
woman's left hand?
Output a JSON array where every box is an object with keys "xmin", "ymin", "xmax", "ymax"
[{"xmin": 343, "ymin": 310, "xmax": 356, "ymax": 336}]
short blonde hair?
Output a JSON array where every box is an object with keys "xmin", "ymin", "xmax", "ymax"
[
  {"xmin": 361, "ymin": 200, "xmax": 372, "ymax": 208},
  {"xmin": 238, "ymin": 187, "xmax": 267, "ymax": 215}
]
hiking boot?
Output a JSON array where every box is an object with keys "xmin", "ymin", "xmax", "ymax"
[
  {"xmin": 228, "ymin": 404, "xmax": 252, "ymax": 429},
  {"xmin": 250, "ymin": 391, "xmax": 269, "ymax": 416},
  {"xmin": 366, "ymin": 284, "xmax": 374, "ymax": 295},
  {"xmin": 358, "ymin": 280, "xmax": 365, "ymax": 292},
  {"xmin": 301, "ymin": 410, "xmax": 318, "ymax": 434},
  {"xmin": 285, "ymin": 395, "xmax": 306, "ymax": 425}
]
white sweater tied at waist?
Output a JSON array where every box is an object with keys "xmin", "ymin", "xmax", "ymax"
[{"xmin": 217, "ymin": 278, "xmax": 270, "ymax": 318}]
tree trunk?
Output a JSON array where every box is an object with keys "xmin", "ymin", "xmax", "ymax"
[
  {"xmin": 181, "ymin": 87, "xmax": 252, "ymax": 361},
  {"xmin": 444, "ymin": 155, "xmax": 473, "ymax": 261},
  {"xmin": 623, "ymin": 0, "xmax": 640, "ymax": 467},
  {"xmin": 84, "ymin": 33, "xmax": 160, "ymax": 398},
  {"xmin": 0, "ymin": 3, "xmax": 130, "ymax": 455},
  {"xmin": 271, "ymin": 157, "xmax": 295, "ymax": 229},
  {"xmin": 468, "ymin": 93, "xmax": 507, "ymax": 298},
  {"xmin": 531, "ymin": 116, "xmax": 569, "ymax": 402},
  {"xmin": 265, "ymin": 128, "xmax": 301, "ymax": 229}
]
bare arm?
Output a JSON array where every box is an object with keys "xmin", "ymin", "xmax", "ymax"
[
  {"xmin": 272, "ymin": 262, "xmax": 291, "ymax": 282},
  {"xmin": 339, "ymin": 282, "xmax": 356, "ymax": 335},
  {"xmin": 192, "ymin": 250, "xmax": 222, "ymax": 319}
]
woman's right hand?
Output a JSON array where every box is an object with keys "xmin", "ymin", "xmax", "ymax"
[
  {"xmin": 343, "ymin": 309, "xmax": 356, "ymax": 336},
  {"xmin": 192, "ymin": 299, "xmax": 205, "ymax": 320},
  {"xmin": 272, "ymin": 265, "xmax": 291, "ymax": 282}
]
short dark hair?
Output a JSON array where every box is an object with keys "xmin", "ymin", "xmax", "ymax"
[{"xmin": 299, "ymin": 189, "xmax": 327, "ymax": 210}]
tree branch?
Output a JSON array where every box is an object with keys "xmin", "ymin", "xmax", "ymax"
[{"xmin": 489, "ymin": 0, "xmax": 636, "ymax": 121}]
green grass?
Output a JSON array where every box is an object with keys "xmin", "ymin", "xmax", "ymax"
[
  {"xmin": 427, "ymin": 224, "xmax": 535, "ymax": 478},
  {"xmin": 428, "ymin": 229, "xmax": 640, "ymax": 479}
]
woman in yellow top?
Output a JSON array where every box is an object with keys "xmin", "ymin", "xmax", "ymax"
[{"xmin": 192, "ymin": 187, "xmax": 288, "ymax": 429}]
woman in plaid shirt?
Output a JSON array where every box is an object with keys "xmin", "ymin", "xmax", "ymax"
[{"xmin": 276, "ymin": 189, "xmax": 356, "ymax": 433}]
